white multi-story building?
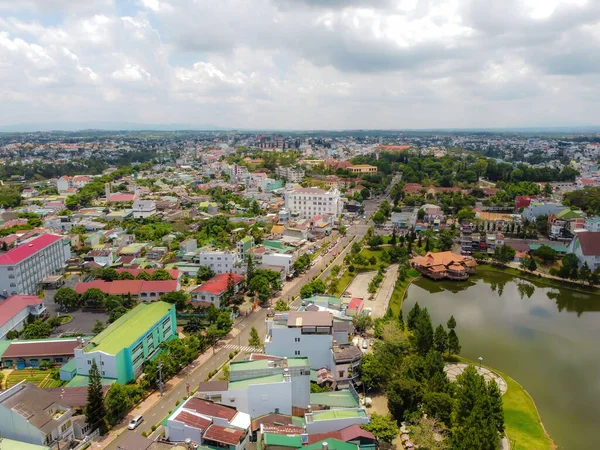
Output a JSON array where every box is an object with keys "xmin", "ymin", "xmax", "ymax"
[
  {"xmin": 262, "ymin": 253, "xmax": 294, "ymax": 275},
  {"xmin": 584, "ymin": 217, "xmax": 600, "ymax": 232},
  {"xmin": 132, "ymin": 200, "xmax": 157, "ymax": 219},
  {"xmin": 0, "ymin": 295, "xmax": 46, "ymax": 340},
  {"xmin": 284, "ymin": 187, "xmax": 341, "ymax": 219},
  {"xmin": 56, "ymin": 175, "xmax": 91, "ymax": 193},
  {"xmin": 196, "ymin": 250, "xmax": 240, "ymax": 275},
  {"xmin": 276, "ymin": 166, "xmax": 305, "ymax": 183},
  {"xmin": 0, "ymin": 234, "xmax": 70, "ymax": 296},
  {"xmin": 265, "ymin": 311, "xmax": 334, "ymax": 370}
]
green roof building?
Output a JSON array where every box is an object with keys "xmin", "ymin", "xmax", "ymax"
[{"xmin": 73, "ymin": 301, "xmax": 176, "ymax": 384}]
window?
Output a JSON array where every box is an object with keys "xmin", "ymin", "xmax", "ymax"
[
  {"xmin": 294, "ymin": 350, "xmax": 300, "ymax": 355},
  {"xmin": 339, "ymin": 370, "xmax": 345, "ymax": 378},
  {"xmin": 87, "ymin": 360, "xmax": 92, "ymax": 365},
  {"xmin": 294, "ymin": 337, "xmax": 300, "ymax": 342}
]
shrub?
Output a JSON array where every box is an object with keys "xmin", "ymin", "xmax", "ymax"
[
  {"xmin": 175, "ymin": 400, "xmax": 180, "ymax": 406},
  {"xmin": 151, "ymin": 425, "xmax": 157, "ymax": 432},
  {"xmin": 142, "ymin": 432, "xmax": 148, "ymax": 437},
  {"xmin": 229, "ymin": 352, "xmax": 234, "ymax": 359}
]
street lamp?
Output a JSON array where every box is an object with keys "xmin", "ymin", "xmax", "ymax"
[{"xmin": 478, "ymin": 356, "xmax": 483, "ymax": 369}]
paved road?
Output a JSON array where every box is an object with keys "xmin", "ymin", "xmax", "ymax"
[{"xmin": 104, "ymin": 194, "xmax": 391, "ymax": 449}]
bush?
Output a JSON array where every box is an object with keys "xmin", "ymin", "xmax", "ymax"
[
  {"xmin": 142, "ymin": 432, "xmax": 147, "ymax": 437},
  {"xmin": 229, "ymin": 352, "xmax": 234, "ymax": 359},
  {"xmin": 175, "ymin": 400, "xmax": 180, "ymax": 406},
  {"xmin": 151, "ymin": 425, "xmax": 157, "ymax": 432}
]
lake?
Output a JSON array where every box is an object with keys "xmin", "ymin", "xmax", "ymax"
[{"xmin": 402, "ymin": 271, "xmax": 600, "ymax": 450}]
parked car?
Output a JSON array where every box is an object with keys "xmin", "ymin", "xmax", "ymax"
[
  {"xmin": 362, "ymin": 340, "xmax": 368, "ymax": 350},
  {"xmin": 128, "ymin": 415, "xmax": 144, "ymax": 430}
]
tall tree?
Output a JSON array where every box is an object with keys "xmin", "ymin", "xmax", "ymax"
[
  {"xmin": 412, "ymin": 308, "xmax": 434, "ymax": 356},
  {"xmin": 447, "ymin": 315, "xmax": 456, "ymax": 330},
  {"xmin": 579, "ymin": 261, "xmax": 591, "ymax": 283},
  {"xmin": 433, "ymin": 324, "xmax": 449, "ymax": 354},
  {"xmin": 487, "ymin": 380, "xmax": 505, "ymax": 434},
  {"xmin": 361, "ymin": 413, "xmax": 399, "ymax": 444},
  {"xmin": 246, "ymin": 254, "xmax": 255, "ymax": 284},
  {"xmin": 86, "ymin": 360, "xmax": 106, "ymax": 432},
  {"xmin": 248, "ymin": 326, "xmax": 262, "ymax": 347},
  {"xmin": 54, "ymin": 287, "xmax": 80, "ymax": 309},
  {"xmin": 407, "ymin": 302, "xmax": 421, "ymax": 331},
  {"xmin": 448, "ymin": 329, "xmax": 461, "ymax": 356}
]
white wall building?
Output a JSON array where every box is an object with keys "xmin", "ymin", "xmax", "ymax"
[
  {"xmin": 0, "ymin": 383, "xmax": 74, "ymax": 446},
  {"xmin": 284, "ymin": 187, "xmax": 341, "ymax": 219},
  {"xmin": 132, "ymin": 200, "xmax": 157, "ymax": 219},
  {"xmin": 568, "ymin": 232, "xmax": 600, "ymax": 270},
  {"xmin": 276, "ymin": 166, "xmax": 305, "ymax": 183},
  {"xmin": 0, "ymin": 234, "xmax": 70, "ymax": 296},
  {"xmin": 0, "ymin": 295, "xmax": 46, "ymax": 340},
  {"xmin": 262, "ymin": 253, "xmax": 294, "ymax": 275},
  {"xmin": 584, "ymin": 217, "xmax": 600, "ymax": 232},
  {"xmin": 265, "ymin": 311, "xmax": 334, "ymax": 370},
  {"xmin": 195, "ymin": 250, "xmax": 239, "ymax": 275}
]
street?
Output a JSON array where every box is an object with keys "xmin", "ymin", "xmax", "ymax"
[{"xmin": 103, "ymin": 195, "xmax": 388, "ymax": 449}]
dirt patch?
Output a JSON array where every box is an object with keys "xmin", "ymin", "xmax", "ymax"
[{"xmin": 367, "ymin": 394, "xmax": 403, "ymax": 450}]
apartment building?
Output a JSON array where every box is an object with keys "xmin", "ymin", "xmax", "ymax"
[
  {"xmin": 195, "ymin": 250, "xmax": 240, "ymax": 275},
  {"xmin": 0, "ymin": 234, "xmax": 70, "ymax": 296},
  {"xmin": 236, "ymin": 236, "xmax": 254, "ymax": 261},
  {"xmin": 275, "ymin": 166, "xmax": 305, "ymax": 183},
  {"xmin": 262, "ymin": 253, "xmax": 294, "ymax": 275},
  {"xmin": 284, "ymin": 187, "xmax": 341, "ymax": 219},
  {"xmin": 72, "ymin": 302, "xmax": 176, "ymax": 383}
]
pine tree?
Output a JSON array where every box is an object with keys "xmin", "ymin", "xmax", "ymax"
[
  {"xmin": 406, "ymin": 302, "xmax": 421, "ymax": 331},
  {"xmin": 398, "ymin": 309, "xmax": 405, "ymax": 330},
  {"xmin": 487, "ymin": 380, "xmax": 505, "ymax": 434},
  {"xmin": 447, "ymin": 315, "xmax": 456, "ymax": 330},
  {"xmin": 86, "ymin": 360, "xmax": 106, "ymax": 432},
  {"xmin": 448, "ymin": 329, "xmax": 461, "ymax": 356},
  {"xmin": 246, "ymin": 254, "xmax": 255, "ymax": 284},
  {"xmin": 248, "ymin": 326, "xmax": 262, "ymax": 347},
  {"xmin": 528, "ymin": 256, "xmax": 537, "ymax": 272},
  {"xmin": 579, "ymin": 261, "xmax": 591, "ymax": 283},
  {"xmin": 412, "ymin": 308, "xmax": 434, "ymax": 356},
  {"xmin": 433, "ymin": 324, "xmax": 448, "ymax": 354}
]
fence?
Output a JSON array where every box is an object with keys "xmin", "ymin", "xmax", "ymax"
[{"xmin": 71, "ymin": 429, "xmax": 100, "ymax": 450}]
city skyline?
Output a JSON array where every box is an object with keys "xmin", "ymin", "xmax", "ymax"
[{"xmin": 1, "ymin": 0, "xmax": 600, "ymax": 130}]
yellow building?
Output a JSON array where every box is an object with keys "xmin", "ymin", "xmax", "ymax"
[{"xmin": 349, "ymin": 164, "xmax": 378, "ymax": 174}]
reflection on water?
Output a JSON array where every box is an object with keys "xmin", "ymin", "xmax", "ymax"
[{"xmin": 405, "ymin": 274, "xmax": 600, "ymax": 450}]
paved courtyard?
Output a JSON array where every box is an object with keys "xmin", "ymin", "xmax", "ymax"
[
  {"xmin": 344, "ymin": 271, "xmax": 376, "ymax": 300},
  {"xmin": 444, "ymin": 362, "xmax": 508, "ymax": 395}
]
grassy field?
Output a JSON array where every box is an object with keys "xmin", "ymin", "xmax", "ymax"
[
  {"xmin": 386, "ymin": 269, "xmax": 420, "ymax": 317},
  {"xmin": 332, "ymin": 270, "xmax": 356, "ymax": 297},
  {"xmin": 498, "ymin": 369, "xmax": 555, "ymax": 450},
  {"xmin": 6, "ymin": 369, "xmax": 66, "ymax": 388},
  {"xmin": 357, "ymin": 248, "xmax": 389, "ymax": 270}
]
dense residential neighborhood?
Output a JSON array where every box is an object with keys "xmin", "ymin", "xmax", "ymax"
[{"xmin": 0, "ymin": 129, "xmax": 599, "ymax": 450}]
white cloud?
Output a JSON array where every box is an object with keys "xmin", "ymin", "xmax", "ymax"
[{"xmin": 0, "ymin": 0, "xmax": 599, "ymax": 128}]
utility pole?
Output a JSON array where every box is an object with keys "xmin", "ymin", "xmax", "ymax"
[{"xmin": 158, "ymin": 362, "xmax": 164, "ymax": 397}]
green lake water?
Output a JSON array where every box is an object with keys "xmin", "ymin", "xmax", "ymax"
[{"xmin": 402, "ymin": 272, "xmax": 600, "ymax": 450}]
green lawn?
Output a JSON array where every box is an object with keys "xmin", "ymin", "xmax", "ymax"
[
  {"xmin": 6, "ymin": 369, "xmax": 52, "ymax": 388},
  {"xmin": 332, "ymin": 270, "xmax": 356, "ymax": 297},
  {"xmin": 386, "ymin": 270, "xmax": 419, "ymax": 317},
  {"xmin": 358, "ymin": 248, "xmax": 389, "ymax": 269},
  {"xmin": 499, "ymin": 369, "xmax": 554, "ymax": 450}
]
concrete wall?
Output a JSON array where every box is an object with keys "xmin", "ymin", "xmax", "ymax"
[
  {"xmin": 166, "ymin": 418, "xmax": 202, "ymax": 444},
  {"xmin": 0, "ymin": 307, "xmax": 29, "ymax": 339},
  {"xmin": 265, "ymin": 327, "xmax": 333, "ymax": 370},
  {"xmin": 304, "ymin": 410, "xmax": 370, "ymax": 435},
  {"xmin": 262, "ymin": 254, "xmax": 293, "ymax": 274}
]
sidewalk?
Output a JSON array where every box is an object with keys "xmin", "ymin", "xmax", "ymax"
[
  {"xmin": 91, "ymin": 317, "xmax": 249, "ymax": 448},
  {"xmin": 371, "ymin": 264, "xmax": 398, "ymax": 318}
]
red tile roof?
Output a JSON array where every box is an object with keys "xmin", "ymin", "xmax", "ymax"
[
  {"xmin": 74, "ymin": 280, "xmax": 178, "ymax": 295},
  {"xmin": 575, "ymin": 232, "xmax": 600, "ymax": 255},
  {"xmin": 203, "ymin": 424, "xmax": 245, "ymax": 446},
  {"xmin": 115, "ymin": 268, "xmax": 180, "ymax": 279},
  {"xmin": 109, "ymin": 193, "xmax": 136, "ymax": 202},
  {"xmin": 0, "ymin": 295, "xmax": 44, "ymax": 327},
  {"xmin": 172, "ymin": 410, "xmax": 212, "ymax": 431},
  {"xmin": 182, "ymin": 397, "xmax": 237, "ymax": 421},
  {"xmin": 192, "ymin": 273, "xmax": 244, "ymax": 295},
  {"xmin": 0, "ymin": 234, "xmax": 63, "ymax": 265},
  {"xmin": 348, "ymin": 298, "xmax": 363, "ymax": 310},
  {"xmin": 2, "ymin": 339, "xmax": 79, "ymax": 358}
]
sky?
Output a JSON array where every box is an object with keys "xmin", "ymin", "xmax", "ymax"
[{"xmin": 0, "ymin": 0, "xmax": 599, "ymax": 130}]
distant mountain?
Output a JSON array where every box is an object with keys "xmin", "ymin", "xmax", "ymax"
[{"xmin": 0, "ymin": 122, "xmax": 230, "ymax": 132}]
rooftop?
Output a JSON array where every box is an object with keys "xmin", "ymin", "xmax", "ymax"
[
  {"xmin": 203, "ymin": 424, "xmax": 245, "ymax": 446},
  {"xmin": 303, "ymin": 438, "xmax": 359, "ymax": 450},
  {"xmin": 0, "ymin": 295, "xmax": 45, "ymax": 328},
  {"xmin": 287, "ymin": 311, "xmax": 333, "ymax": 328},
  {"xmin": 309, "ymin": 409, "xmax": 367, "ymax": 422},
  {"xmin": 310, "ymin": 390, "xmax": 360, "ymax": 409},
  {"xmin": 0, "ymin": 234, "xmax": 63, "ymax": 265},
  {"xmin": 84, "ymin": 302, "xmax": 173, "ymax": 355},
  {"xmin": 263, "ymin": 433, "xmax": 302, "ymax": 448},
  {"xmin": 228, "ymin": 374, "xmax": 284, "ymax": 390},
  {"xmin": 2, "ymin": 338, "xmax": 80, "ymax": 358}
]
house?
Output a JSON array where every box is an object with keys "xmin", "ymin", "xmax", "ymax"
[
  {"xmin": 306, "ymin": 424, "xmax": 377, "ymax": 446},
  {"xmin": 0, "ymin": 383, "xmax": 74, "ymax": 447},
  {"xmin": 567, "ymin": 232, "xmax": 600, "ymax": 271},
  {"xmin": 0, "ymin": 295, "xmax": 46, "ymax": 339},
  {"xmin": 584, "ymin": 217, "xmax": 600, "ymax": 232},
  {"xmin": 391, "ymin": 211, "xmax": 416, "ymax": 229},
  {"xmin": 304, "ymin": 409, "xmax": 370, "ymax": 435},
  {"xmin": 83, "ymin": 248, "xmax": 114, "ymax": 267},
  {"xmin": 237, "ymin": 236, "xmax": 254, "ymax": 261},
  {"xmin": 265, "ymin": 311, "xmax": 334, "ymax": 370},
  {"xmin": 198, "ymin": 357, "xmax": 310, "ymax": 417},
  {"xmin": 190, "ymin": 273, "xmax": 245, "ymax": 308},
  {"xmin": 262, "ymin": 253, "xmax": 294, "ymax": 275},
  {"xmin": 1, "ymin": 338, "xmax": 80, "ymax": 368},
  {"xmin": 132, "ymin": 200, "xmax": 157, "ymax": 219},
  {"xmin": 345, "ymin": 298, "xmax": 363, "ymax": 317},
  {"xmin": 166, "ymin": 397, "xmax": 251, "ymax": 450},
  {"xmin": 411, "ymin": 251, "xmax": 477, "ymax": 281},
  {"xmin": 180, "ymin": 239, "xmax": 198, "ymax": 254},
  {"xmin": 276, "ymin": 167, "xmax": 305, "ymax": 183},
  {"xmin": 71, "ymin": 302, "xmax": 176, "ymax": 383},
  {"xmin": 0, "ymin": 234, "xmax": 70, "ymax": 296}
]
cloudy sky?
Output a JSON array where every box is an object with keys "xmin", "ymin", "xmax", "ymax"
[{"xmin": 1, "ymin": 0, "xmax": 599, "ymax": 130}]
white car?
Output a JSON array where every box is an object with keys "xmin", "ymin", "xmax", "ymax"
[
  {"xmin": 128, "ymin": 415, "xmax": 144, "ymax": 430},
  {"xmin": 362, "ymin": 340, "xmax": 368, "ymax": 350}
]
